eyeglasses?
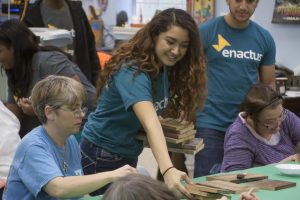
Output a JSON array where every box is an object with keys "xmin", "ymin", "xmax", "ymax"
[
  {"xmin": 59, "ymin": 106, "xmax": 88, "ymax": 118},
  {"xmin": 257, "ymin": 109, "xmax": 287, "ymax": 130}
]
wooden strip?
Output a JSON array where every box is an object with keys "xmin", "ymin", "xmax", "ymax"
[
  {"xmin": 164, "ymin": 134, "xmax": 195, "ymax": 144},
  {"xmin": 189, "ymin": 190, "xmax": 224, "ymax": 198},
  {"xmin": 186, "ymin": 183, "xmax": 232, "ymax": 194},
  {"xmin": 206, "ymin": 173, "xmax": 268, "ymax": 183},
  {"xmin": 167, "ymin": 143, "xmax": 204, "ymax": 155},
  {"xmin": 160, "ymin": 119, "xmax": 194, "ymax": 131},
  {"xmin": 197, "ymin": 180, "xmax": 251, "ymax": 193},
  {"xmin": 164, "ymin": 129, "xmax": 196, "ymax": 139},
  {"xmin": 183, "ymin": 137, "xmax": 204, "ymax": 150},
  {"xmin": 162, "ymin": 124, "xmax": 195, "ymax": 134},
  {"xmin": 246, "ymin": 179, "xmax": 296, "ymax": 191}
]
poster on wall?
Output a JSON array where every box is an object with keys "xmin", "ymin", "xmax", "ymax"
[
  {"xmin": 272, "ymin": 0, "xmax": 300, "ymax": 24},
  {"xmin": 97, "ymin": 0, "xmax": 108, "ymax": 12},
  {"xmin": 193, "ymin": 0, "xmax": 215, "ymax": 24}
]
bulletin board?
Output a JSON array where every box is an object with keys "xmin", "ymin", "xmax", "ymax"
[
  {"xmin": 192, "ymin": 0, "xmax": 215, "ymax": 24},
  {"xmin": 272, "ymin": 0, "xmax": 300, "ymax": 24}
]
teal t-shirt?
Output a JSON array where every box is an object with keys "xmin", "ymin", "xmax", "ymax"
[
  {"xmin": 82, "ymin": 64, "xmax": 169, "ymax": 158},
  {"xmin": 197, "ymin": 16, "xmax": 276, "ymax": 132}
]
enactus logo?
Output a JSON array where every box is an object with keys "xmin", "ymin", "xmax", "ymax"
[{"xmin": 212, "ymin": 34, "xmax": 262, "ymax": 61}]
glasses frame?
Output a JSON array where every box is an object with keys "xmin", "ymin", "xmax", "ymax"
[
  {"xmin": 256, "ymin": 108, "xmax": 287, "ymax": 130},
  {"xmin": 59, "ymin": 106, "xmax": 88, "ymax": 118}
]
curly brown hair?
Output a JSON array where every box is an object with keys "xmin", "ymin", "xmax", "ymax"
[{"xmin": 97, "ymin": 8, "xmax": 206, "ymax": 121}]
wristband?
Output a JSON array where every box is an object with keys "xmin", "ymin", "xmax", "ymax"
[{"xmin": 162, "ymin": 166, "xmax": 175, "ymax": 176}]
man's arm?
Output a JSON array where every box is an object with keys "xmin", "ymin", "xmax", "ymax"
[{"xmin": 259, "ymin": 64, "xmax": 276, "ymax": 89}]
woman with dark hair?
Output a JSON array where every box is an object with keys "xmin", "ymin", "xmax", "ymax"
[
  {"xmin": 80, "ymin": 8, "xmax": 206, "ymax": 196},
  {"xmin": 222, "ymin": 83, "xmax": 300, "ymax": 172},
  {"xmin": 0, "ymin": 19, "xmax": 96, "ymax": 138}
]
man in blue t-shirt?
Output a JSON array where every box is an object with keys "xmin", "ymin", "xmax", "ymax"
[{"xmin": 195, "ymin": 0, "xmax": 276, "ymax": 177}]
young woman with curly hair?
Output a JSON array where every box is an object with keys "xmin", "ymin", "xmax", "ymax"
[{"xmin": 80, "ymin": 8, "xmax": 206, "ymax": 197}]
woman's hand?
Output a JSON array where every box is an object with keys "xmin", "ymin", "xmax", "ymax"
[
  {"xmin": 217, "ymin": 191, "xmax": 259, "ymax": 200},
  {"xmin": 112, "ymin": 164, "xmax": 137, "ymax": 181},
  {"xmin": 18, "ymin": 97, "xmax": 35, "ymax": 116},
  {"xmin": 0, "ymin": 179, "xmax": 6, "ymax": 188},
  {"xmin": 279, "ymin": 154, "xmax": 298, "ymax": 163},
  {"xmin": 239, "ymin": 191, "xmax": 259, "ymax": 200},
  {"xmin": 163, "ymin": 167, "xmax": 193, "ymax": 198}
]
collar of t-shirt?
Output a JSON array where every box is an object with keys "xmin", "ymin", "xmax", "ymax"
[{"xmin": 239, "ymin": 112, "xmax": 280, "ymax": 146}]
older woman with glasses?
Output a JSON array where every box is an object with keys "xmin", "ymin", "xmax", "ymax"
[
  {"xmin": 221, "ymin": 83, "xmax": 300, "ymax": 172},
  {"xmin": 3, "ymin": 75, "xmax": 136, "ymax": 200}
]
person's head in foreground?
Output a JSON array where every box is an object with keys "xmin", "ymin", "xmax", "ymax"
[{"xmin": 102, "ymin": 174, "xmax": 179, "ymax": 200}]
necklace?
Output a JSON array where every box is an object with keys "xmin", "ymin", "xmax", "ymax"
[{"xmin": 61, "ymin": 146, "xmax": 68, "ymax": 175}]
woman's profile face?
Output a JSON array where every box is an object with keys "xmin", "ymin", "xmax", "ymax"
[
  {"xmin": 155, "ymin": 25, "xmax": 189, "ymax": 67},
  {"xmin": 254, "ymin": 104, "xmax": 285, "ymax": 135},
  {"xmin": 0, "ymin": 43, "xmax": 14, "ymax": 69}
]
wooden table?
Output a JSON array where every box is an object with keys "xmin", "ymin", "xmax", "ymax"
[
  {"xmin": 193, "ymin": 164, "xmax": 300, "ymax": 200},
  {"xmin": 84, "ymin": 163, "xmax": 300, "ymax": 200}
]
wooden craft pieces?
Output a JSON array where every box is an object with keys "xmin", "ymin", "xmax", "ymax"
[
  {"xmin": 246, "ymin": 179, "xmax": 296, "ymax": 191},
  {"xmin": 206, "ymin": 173, "xmax": 268, "ymax": 183},
  {"xmin": 196, "ymin": 180, "xmax": 252, "ymax": 193},
  {"xmin": 136, "ymin": 118, "xmax": 204, "ymax": 155},
  {"xmin": 186, "ymin": 183, "xmax": 231, "ymax": 200}
]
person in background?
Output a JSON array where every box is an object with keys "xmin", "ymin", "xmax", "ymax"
[
  {"xmin": 195, "ymin": 0, "xmax": 276, "ymax": 177},
  {"xmin": 222, "ymin": 83, "xmax": 300, "ymax": 172},
  {"xmin": 0, "ymin": 20, "xmax": 96, "ymax": 138},
  {"xmin": 0, "ymin": 100, "xmax": 21, "ymax": 199},
  {"xmin": 88, "ymin": 5, "xmax": 104, "ymax": 50},
  {"xmin": 23, "ymin": 0, "xmax": 100, "ymax": 85},
  {"xmin": 102, "ymin": 174, "xmax": 180, "ymax": 200},
  {"xmin": 80, "ymin": 8, "xmax": 206, "ymax": 196},
  {"xmin": 3, "ymin": 75, "xmax": 136, "ymax": 200}
]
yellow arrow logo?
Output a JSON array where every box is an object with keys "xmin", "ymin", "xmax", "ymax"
[{"xmin": 212, "ymin": 34, "xmax": 231, "ymax": 52}]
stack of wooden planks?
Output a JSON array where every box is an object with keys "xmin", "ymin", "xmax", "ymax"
[
  {"xmin": 136, "ymin": 118, "xmax": 204, "ymax": 155},
  {"xmin": 186, "ymin": 183, "xmax": 232, "ymax": 200},
  {"xmin": 186, "ymin": 173, "xmax": 297, "ymax": 199}
]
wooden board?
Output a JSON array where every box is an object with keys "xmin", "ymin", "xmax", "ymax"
[
  {"xmin": 197, "ymin": 180, "xmax": 252, "ymax": 193},
  {"xmin": 186, "ymin": 183, "xmax": 231, "ymax": 194},
  {"xmin": 183, "ymin": 137, "xmax": 204, "ymax": 150},
  {"xmin": 167, "ymin": 143, "xmax": 204, "ymax": 155},
  {"xmin": 246, "ymin": 179, "xmax": 296, "ymax": 191},
  {"xmin": 163, "ymin": 123, "xmax": 195, "ymax": 134},
  {"xmin": 160, "ymin": 118, "xmax": 194, "ymax": 131},
  {"xmin": 164, "ymin": 129, "xmax": 196, "ymax": 139},
  {"xmin": 136, "ymin": 133, "xmax": 204, "ymax": 155},
  {"xmin": 165, "ymin": 134, "xmax": 195, "ymax": 144},
  {"xmin": 206, "ymin": 173, "xmax": 268, "ymax": 183}
]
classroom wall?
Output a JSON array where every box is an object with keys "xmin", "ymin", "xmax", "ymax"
[{"xmin": 82, "ymin": 0, "xmax": 133, "ymax": 26}]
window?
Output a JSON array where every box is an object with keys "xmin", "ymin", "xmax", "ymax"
[{"xmin": 134, "ymin": 0, "xmax": 187, "ymax": 23}]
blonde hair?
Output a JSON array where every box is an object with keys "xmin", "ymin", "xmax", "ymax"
[{"xmin": 31, "ymin": 75, "xmax": 86, "ymax": 123}]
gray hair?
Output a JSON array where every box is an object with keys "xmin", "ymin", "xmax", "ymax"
[{"xmin": 31, "ymin": 75, "xmax": 86, "ymax": 124}]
